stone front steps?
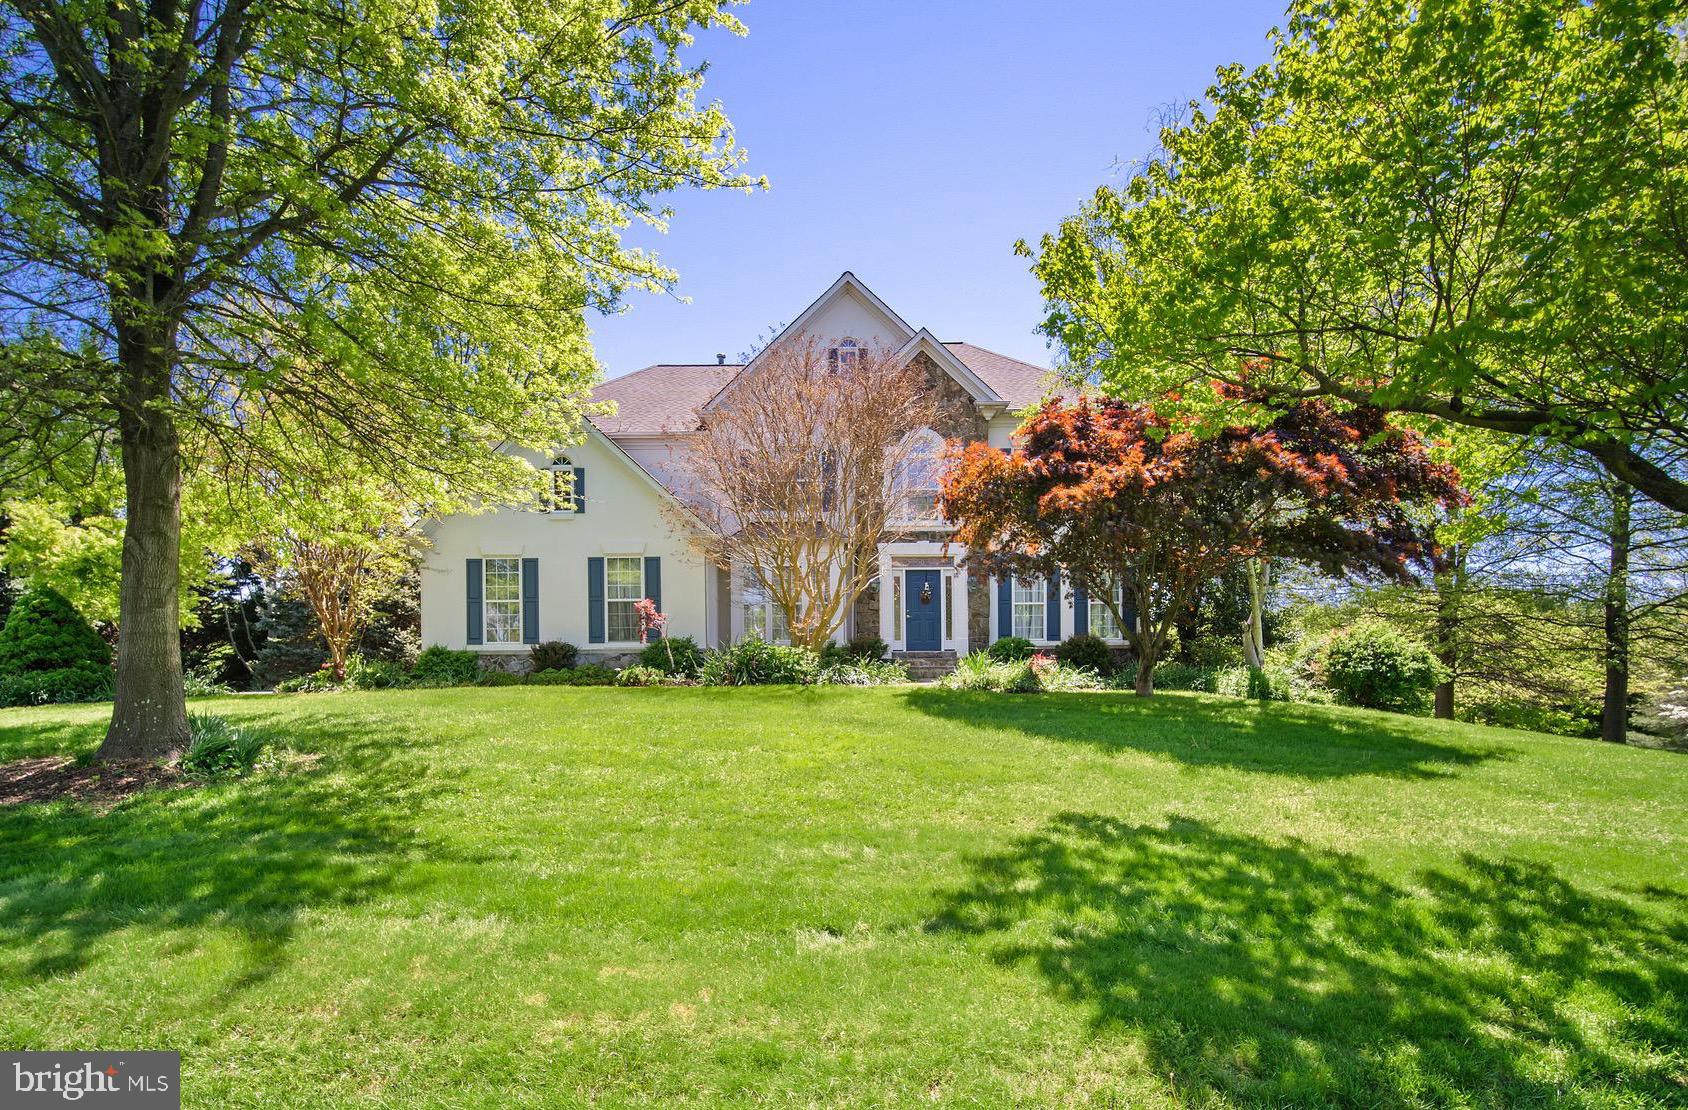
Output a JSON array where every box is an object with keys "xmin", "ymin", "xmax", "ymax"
[{"xmin": 894, "ymin": 650, "xmax": 959, "ymax": 682}]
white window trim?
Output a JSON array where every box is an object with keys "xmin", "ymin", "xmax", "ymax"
[
  {"xmin": 1011, "ymin": 576, "xmax": 1047, "ymax": 642},
  {"xmin": 733, "ymin": 564, "xmax": 792, "ymax": 645},
  {"xmin": 603, "ymin": 554, "xmax": 645, "ymax": 646},
  {"xmin": 830, "ymin": 336, "xmax": 861, "ymax": 370},
  {"xmin": 483, "ymin": 555, "xmax": 524, "ymax": 647},
  {"xmin": 987, "ymin": 573, "xmax": 1060, "ymax": 646},
  {"xmin": 1087, "ymin": 582, "xmax": 1129, "ymax": 644},
  {"xmin": 543, "ymin": 456, "xmax": 581, "ymax": 518}
]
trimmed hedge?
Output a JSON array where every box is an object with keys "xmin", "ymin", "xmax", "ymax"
[
  {"xmin": 987, "ymin": 637, "xmax": 1036, "ymax": 662},
  {"xmin": 1054, "ymin": 633, "xmax": 1116, "ymax": 676},
  {"xmin": 1321, "ymin": 623, "xmax": 1442, "ymax": 713},
  {"xmin": 640, "ymin": 635, "xmax": 702, "ymax": 677}
]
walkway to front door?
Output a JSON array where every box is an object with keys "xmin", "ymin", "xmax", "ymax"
[{"xmin": 903, "ymin": 569, "xmax": 942, "ymax": 651}]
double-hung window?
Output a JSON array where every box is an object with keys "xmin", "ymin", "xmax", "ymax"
[
  {"xmin": 1011, "ymin": 576, "xmax": 1046, "ymax": 641},
  {"xmin": 741, "ymin": 576, "xmax": 791, "ymax": 644},
  {"xmin": 1090, "ymin": 582, "xmax": 1124, "ymax": 640},
  {"xmin": 605, "ymin": 556, "xmax": 643, "ymax": 642},
  {"xmin": 483, "ymin": 557, "xmax": 523, "ymax": 644},
  {"xmin": 543, "ymin": 456, "xmax": 582, "ymax": 514}
]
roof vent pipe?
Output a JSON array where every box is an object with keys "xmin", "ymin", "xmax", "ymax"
[{"xmin": 716, "ymin": 353, "xmax": 725, "ymax": 365}]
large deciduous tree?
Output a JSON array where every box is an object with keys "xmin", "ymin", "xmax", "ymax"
[
  {"xmin": 678, "ymin": 339, "xmax": 945, "ymax": 650},
  {"xmin": 941, "ymin": 394, "xmax": 1465, "ymax": 695},
  {"xmin": 1022, "ymin": 0, "xmax": 1688, "ymax": 512},
  {"xmin": 0, "ymin": 0, "xmax": 756, "ymax": 758}
]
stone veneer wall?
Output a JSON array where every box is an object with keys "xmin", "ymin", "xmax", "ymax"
[
  {"xmin": 853, "ymin": 580, "xmax": 880, "ymax": 642},
  {"xmin": 477, "ymin": 648, "xmax": 644, "ymax": 674}
]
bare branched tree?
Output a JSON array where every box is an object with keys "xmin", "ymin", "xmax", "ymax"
[
  {"xmin": 249, "ymin": 524, "xmax": 415, "ymax": 684},
  {"xmin": 676, "ymin": 339, "xmax": 944, "ymax": 649}
]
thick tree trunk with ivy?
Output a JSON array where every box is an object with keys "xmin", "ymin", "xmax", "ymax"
[
  {"xmin": 99, "ymin": 332, "xmax": 190, "ymax": 760},
  {"xmin": 1601, "ymin": 487, "xmax": 1632, "ymax": 744}
]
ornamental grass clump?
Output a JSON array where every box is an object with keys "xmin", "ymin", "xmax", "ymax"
[{"xmin": 180, "ymin": 714, "xmax": 269, "ymax": 778}]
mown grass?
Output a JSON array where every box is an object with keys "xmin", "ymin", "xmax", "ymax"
[{"xmin": 0, "ymin": 687, "xmax": 1683, "ymax": 1107}]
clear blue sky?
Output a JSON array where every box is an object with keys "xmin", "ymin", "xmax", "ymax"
[{"xmin": 591, "ymin": 1, "xmax": 1284, "ymax": 378}]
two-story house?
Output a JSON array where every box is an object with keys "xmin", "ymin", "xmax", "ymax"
[{"xmin": 419, "ymin": 272, "xmax": 1132, "ymax": 667}]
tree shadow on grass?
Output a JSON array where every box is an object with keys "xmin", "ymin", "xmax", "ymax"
[
  {"xmin": 929, "ymin": 813, "xmax": 1688, "ymax": 1105},
  {"xmin": 0, "ymin": 714, "xmax": 458, "ymax": 993},
  {"xmin": 0, "ymin": 714, "xmax": 108, "ymax": 764},
  {"xmin": 902, "ymin": 688, "xmax": 1514, "ymax": 779}
]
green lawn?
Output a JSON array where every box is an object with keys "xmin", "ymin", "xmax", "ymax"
[{"xmin": 0, "ymin": 688, "xmax": 1683, "ymax": 1107}]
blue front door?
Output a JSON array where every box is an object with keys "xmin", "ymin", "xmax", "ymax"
[{"xmin": 904, "ymin": 570, "xmax": 942, "ymax": 651}]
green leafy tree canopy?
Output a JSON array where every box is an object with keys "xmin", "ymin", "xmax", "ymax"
[
  {"xmin": 1023, "ymin": 0, "xmax": 1688, "ymax": 511},
  {"xmin": 0, "ymin": 0, "xmax": 759, "ymax": 757}
]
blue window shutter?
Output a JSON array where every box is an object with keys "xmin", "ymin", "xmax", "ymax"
[
  {"xmin": 466, "ymin": 559, "xmax": 483, "ymax": 646},
  {"xmin": 643, "ymin": 556, "xmax": 662, "ymax": 640},
  {"xmin": 1073, "ymin": 586, "xmax": 1089, "ymax": 636},
  {"xmin": 996, "ymin": 576, "xmax": 1012, "ymax": 639},
  {"xmin": 1122, "ymin": 594, "xmax": 1137, "ymax": 639},
  {"xmin": 1046, "ymin": 570, "xmax": 1062, "ymax": 641},
  {"xmin": 587, "ymin": 557, "xmax": 605, "ymax": 643},
  {"xmin": 521, "ymin": 558, "xmax": 539, "ymax": 644},
  {"xmin": 573, "ymin": 467, "xmax": 586, "ymax": 514}
]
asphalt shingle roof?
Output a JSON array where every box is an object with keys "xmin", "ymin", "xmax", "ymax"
[{"xmin": 589, "ymin": 343, "xmax": 1059, "ymax": 437}]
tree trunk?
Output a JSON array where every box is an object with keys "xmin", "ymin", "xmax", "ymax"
[
  {"xmin": 98, "ymin": 336, "xmax": 190, "ymax": 761},
  {"xmin": 1432, "ymin": 548, "xmax": 1466, "ymax": 720},
  {"xmin": 1134, "ymin": 654, "xmax": 1155, "ymax": 697},
  {"xmin": 1242, "ymin": 558, "xmax": 1268, "ymax": 669},
  {"xmin": 1601, "ymin": 487, "xmax": 1632, "ymax": 744}
]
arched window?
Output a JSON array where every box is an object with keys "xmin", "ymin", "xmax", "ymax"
[
  {"xmin": 892, "ymin": 427, "xmax": 946, "ymax": 525},
  {"xmin": 543, "ymin": 455, "xmax": 583, "ymax": 514},
  {"xmin": 827, "ymin": 336, "xmax": 861, "ymax": 371}
]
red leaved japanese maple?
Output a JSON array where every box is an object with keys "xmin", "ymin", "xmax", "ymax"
[{"xmin": 940, "ymin": 395, "xmax": 1466, "ymax": 695}]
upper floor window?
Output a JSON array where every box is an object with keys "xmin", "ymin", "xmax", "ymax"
[
  {"xmin": 892, "ymin": 428, "xmax": 945, "ymax": 525},
  {"xmin": 543, "ymin": 456, "xmax": 583, "ymax": 514},
  {"xmin": 828, "ymin": 337, "xmax": 861, "ymax": 372}
]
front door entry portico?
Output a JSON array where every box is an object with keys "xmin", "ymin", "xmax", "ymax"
[{"xmin": 904, "ymin": 570, "xmax": 941, "ymax": 651}]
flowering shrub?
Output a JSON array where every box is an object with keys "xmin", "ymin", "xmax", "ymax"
[
  {"xmin": 635, "ymin": 598, "xmax": 666, "ymax": 643},
  {"xmin": 941, "ymin": 652, "xmax": 1099, "ymax": 693}
]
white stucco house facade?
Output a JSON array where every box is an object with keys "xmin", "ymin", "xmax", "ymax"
[{"xmin": 419, "ymin": 272, "xmax": 1133, "ymax": 667}]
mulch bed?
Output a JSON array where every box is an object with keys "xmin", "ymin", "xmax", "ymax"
[{"xmin": 0, "ymin": 756, "xmax": 185, "ymax": 810}]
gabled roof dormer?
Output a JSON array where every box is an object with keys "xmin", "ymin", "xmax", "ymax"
[{"xmin": 701, "ymin": 272, "xmax": 1004, "ymax": 415}]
